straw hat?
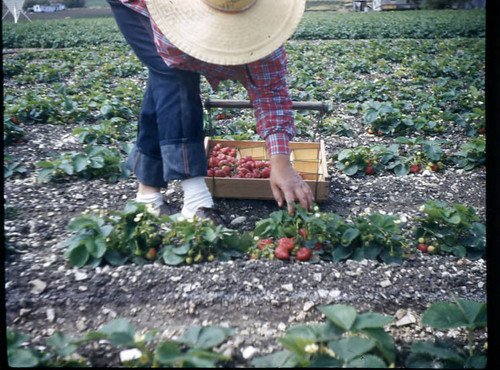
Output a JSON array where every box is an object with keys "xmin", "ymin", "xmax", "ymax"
[{"xmin": 147, "ymin": 0, "xmax": 306, "ymax": 65}]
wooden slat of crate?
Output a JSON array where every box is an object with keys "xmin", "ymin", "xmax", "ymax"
[{"xmin": 204, "ymin": 138, "xmax": 329, "ymax": 202}]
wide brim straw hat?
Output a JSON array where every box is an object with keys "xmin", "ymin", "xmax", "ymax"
[{"xmin": 147, "ymin": 0, "xmax": 306, "ymax": 65}]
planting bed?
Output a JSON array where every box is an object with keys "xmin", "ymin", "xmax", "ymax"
[{"xmin": 3, "ymin": 10, "xmax": 488, "ymax": 368}]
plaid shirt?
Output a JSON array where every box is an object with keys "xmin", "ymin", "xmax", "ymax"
[{"xmin": 118, "ymin": 0, "xmax": 295, "ymax": 156}]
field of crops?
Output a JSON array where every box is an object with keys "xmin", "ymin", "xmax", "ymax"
[{"xmin": 4, "ymin": 9, "xmax": 488, "ymax": 368}]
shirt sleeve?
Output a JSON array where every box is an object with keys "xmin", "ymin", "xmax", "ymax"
[{"xmin": 246, "ymin": 47, "xmax": 296, "ymax": 156}]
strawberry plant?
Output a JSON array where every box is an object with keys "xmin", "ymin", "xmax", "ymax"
[
  {"xmin": 4, "ymin": 154, "xmax": 27, "ymax": 179},
  {"xmin": 7, "ymin": 318, "xmax": 234, "ymax": 368},
  {"xmin": 36, "ymin": 145, "xmax": 130, "ymax": 183},
  {"xmin": 3, "ymin": 114, "xmax": 26, "ymax": 144},
  {"xmin": 59, "ymin": 203, "xmax": 252, "ymax": 268},
  {"xmin": 332, "ymin": 213, "xmax": 404, "ymax": 264},
  {"xmin": 333, "ymin": 145, "xmax": 398, "ymax": 177},
  {"xmin": 72, "ymin": 117, "xmax": 136, "ymax": 145},
  {"xmin": 7, "ymin": 328, "xmax": 86, "ymax": 367},
  {"xmin": 394, "ymin": 136, "xmax": 448, "ymax": 173},
  {"xmin": 451, "ymin": 136, "xmax": 486, "ymax": 170},
  {"xmin": 253, "ymin": 206, "xmax": 404, "ymax": 264},
  {"xmin": 413, "ymin": 201, "xmax": 485, "ymax": 259},
  {"xmin": 406, "ymin": 296, "xmax": 487, "ymax": 368},
  {"xmin": 161, "ymin": 213, "xmax": 252, "ymax": 265},
  {"xmin": 252, "ymin": 303, "xmax": 395, "ymax": 368}
]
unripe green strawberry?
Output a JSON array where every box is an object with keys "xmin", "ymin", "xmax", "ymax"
[
  {"xmin": 207, "ymin": 254, "xmax": 215, "ymax": 262},
  {"xmin": 418, "ymin": 237, "xmax": 425, "ymax": 244},
  {"xmin": 194, "ymin": 253, "xmax": 203, "ymax": 263},
  {"xmin": 185, "ymin": 257, "xmax": 193, "ymax": 264}
]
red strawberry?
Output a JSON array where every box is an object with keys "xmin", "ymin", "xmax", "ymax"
[
  {"xmin": 221, "ymin": 165, "xmax": 231, "ymax": 176},
  {"xmin": 258, "ymin": 239, "xmax": 274, "ymax": 250},
  {"xmin": 274, "ymin": 247, "xmax": 289, "ymax": 260},
  {"xmin": 365, "ymin": 166, "xmax": 375, "ymax": 175},
  {"xmin": 313, "ymin": 243, "xmax": 323, "ymax": 250},
  {"xmin": 410, "ymin": 165, "xmax": 420, "ymax": 173},
  {"xmin": 215, "ymin": 169, "xmax": 226, "ymax": 177},
  {"xmin": 298, "ymin": 228, "xmax": 308, "ymax": 240},
  {"xmin": 10, "ymin": 117, "xmax": 19, "ymax": 124},
  {"xmin": 238, "ymin": 168, "xmax": 250, "ymax": 177},
  {"xmin": 278, "ymin": 237, "xmax": 295, "ymax": 251},
  {"xmin": 252, "ymin": 169, "xmax": 262, "ymax": 178},
  {"xmin": 261, "ymin": 167, "xmax": 271, "ymax": 178},
  {"xmin": 431, "ymin": 164, "xmax": 438, "ymax": 171},
  {"xmin": 296, "ymin": 247, "xmax": 312, "ymax": 261},
  {"xmin": 417, "ymin": 243, "xmax": 427, "ymax": 253}
]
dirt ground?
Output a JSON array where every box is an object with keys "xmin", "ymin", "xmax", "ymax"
[
  {"xmin": 4, "ymin": 118, "xmax": 488, "ymax": 367},
  {"xmin": 2, "ymin": 5, "xmax": 491, "ymax": 368}
]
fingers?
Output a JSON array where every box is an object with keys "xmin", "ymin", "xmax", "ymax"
[
  {"xmin": 284, "ymin": 179, "xmax": 314, "ymax": 216},
  {"xmin": 270, "ymin": 181, "xmax": 284, "ymax": 208}
]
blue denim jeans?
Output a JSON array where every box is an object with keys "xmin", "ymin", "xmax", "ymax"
[{"xmin": 107, "ymin": 0, "xmax": 207, "ymax": 187}]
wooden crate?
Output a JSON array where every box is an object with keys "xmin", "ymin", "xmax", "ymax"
[{"xmin": 204, "ymin": 138, "xmax": 329, "ymax": 202}]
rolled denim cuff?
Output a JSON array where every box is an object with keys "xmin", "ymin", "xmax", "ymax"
[
  {"xmin": 126, "ymin": 145, "xmax": 167, "ymax": 188},
  {"xmin": 160, "ymin": 140, "xmax": 208, "ymax": 181}
]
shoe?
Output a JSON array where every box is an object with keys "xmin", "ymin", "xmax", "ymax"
[
  {"xmin": 195, "ymin": 207, "xmax": 226, "ymax": 227},
  {"xmin": 158, "ymin": 202, "xmax": 176, "ymax": 217},
  {"xmin": 143, "ymin": 201, "xmax": 176, "ymax": 217}
]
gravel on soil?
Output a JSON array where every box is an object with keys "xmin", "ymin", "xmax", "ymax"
[{"xmin": 4, "ymin": 120, "xmax": 488, "ymax": 367}]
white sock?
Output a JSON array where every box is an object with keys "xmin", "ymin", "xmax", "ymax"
[
  {"xmin": 135, "ymin": 192, "xmax": 164, "ymax": 216},
  {"xmin": 180, "ymin": 176, "xmax": 213, "ymax": 219}
]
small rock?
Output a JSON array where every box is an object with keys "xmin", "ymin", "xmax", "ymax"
[
  {"xmin": 29, "ymin": 279, "xmax": 47, "ymax": 294},
  {"xmin": 230, "ymin": 216, "xmax": 247, "ymax": 226},
  {"xmin": 120, "ymin": 348, "xmax": 142, "ymax": 363},
  {"xmin": 20, "ymin": 308, "xmax": 31, "ymax": 316},
  {"xmin": 395, "ymin": 312, "xmax": 417, "ymax": 327},
  {"xmin": 46, "ymin": 308, "xmax": 55, "ymax": 323},
  {"xmin": 379, "ymin": 279, "xmax": 392, "ymax": 288},
  {"xmin": 242, "ymin": 346, "xmax": 258, "ymax": 359},
  {"xmin": 75, "ymin": 317, "xmax": 87, "ymax": 332},
  {"xmin": 281, "ymin": 283, "xmax": 294, "ymax": 292},
  {"xmin": 313, "ymin": 273, "xmax": 322, "ymax": 282},
  {"xmin": 303, "ymin": 301, "xmax": 315, "ymax": 311},
  {"xmin": 329, "ymin": 290, "xmax": 341, "ymax": 299},
  {"xmin": 74, "ymin": 271, "xmax": 88, "ymax": 281}
]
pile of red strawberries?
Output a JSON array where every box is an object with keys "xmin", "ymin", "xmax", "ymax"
[{"xmin": 207, "ymin": 143, "xmax": 271, "ymax": 178}]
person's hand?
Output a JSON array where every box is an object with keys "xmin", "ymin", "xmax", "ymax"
[{"xmin": 269, "ymin": 154, "xmax": 314, "ymax": 216}]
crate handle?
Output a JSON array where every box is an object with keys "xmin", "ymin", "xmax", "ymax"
[{"xmin": 203, "ymin": 98, "xmax": 329, "ymax": 113}]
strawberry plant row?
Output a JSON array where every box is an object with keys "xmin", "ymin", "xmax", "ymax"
[
  {"xmin": 2, "ymin": 10, "xmax": 485, "ymax": 49},
  {"xmin": 4, "ymin": 38, "xmax": 484, "ymax": 143},
  {"xmin": 58, "ymin": 200, "xmax": 485, "ymax": 269},
  {"xmin": 7, "ymin": 298, "xmax": 487, "ymax": 368}
]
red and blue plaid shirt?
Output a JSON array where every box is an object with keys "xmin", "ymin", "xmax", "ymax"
[{"xmin": 118, "ymin": 0, "xmax": 295, "ymax": 156}]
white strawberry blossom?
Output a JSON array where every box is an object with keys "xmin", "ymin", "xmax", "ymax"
[{"xmin": 304, "ymin": 343, "xmax": 319, "ymax": 354}]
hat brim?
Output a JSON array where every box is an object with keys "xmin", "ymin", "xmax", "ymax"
[{"xmin": 147, "ymin": 0, "xmax": 306, "ymax": 65}]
